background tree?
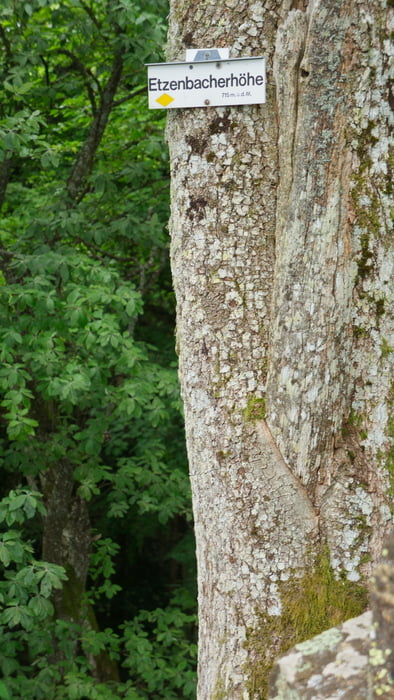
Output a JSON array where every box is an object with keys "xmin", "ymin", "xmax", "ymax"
[
  {"xmin": 0, "ymin": 1, "xmax": 196, "ymax": 698},
  {"xmin": 166, "ymin": 0, "xmax": 393, "ymax": 697}
]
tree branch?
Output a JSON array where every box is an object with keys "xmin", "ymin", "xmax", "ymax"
[
  {"xmin": 0, "ymin": 157, "xmax": 13, "ymax": 212},
  {"xmin": 0, "ymin": 22, "xmax": 12, "ymax": 69},
  {"xmin": 66, "ymin": 52, "xmax": 123, "ymax": 202},
  {"xmin": 56, "ymin": 48, "xmax": 101, "ymax": 113},
  {"xmin": 113, "ymin": 85, "xmax": 147, "ymax": 106},
  {"xmin": 79, "ymin": 0, "xmax": 103, "ymax": 30},
  {"xmin": 40, "ymin": 55, "xmax": 51, "ymax": 88}
]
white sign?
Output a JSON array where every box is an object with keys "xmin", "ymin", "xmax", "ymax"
[{"xmin": 147, "ymin": 55, "xmax": 265, "ymax": 110}]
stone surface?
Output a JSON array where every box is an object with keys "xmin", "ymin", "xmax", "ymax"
[
  {"xmin": 269, "ymin": 611, "xmax": 372, "ymax": 699},
  {"xmin": 269, "ymin": 533, "xmax": 394, "ymax": 699},
  {"xmin": 370, "ymin": 535, "xmax": 394, "ymax": 698}
]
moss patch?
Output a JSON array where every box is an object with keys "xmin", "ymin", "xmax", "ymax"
[
  {"xmin": 212, "ymin": 676, "xmax": 226, "ymax": 700},
  {"xmin": 243, "ymin": 397, "xmax": 266, "ymax": 422},
  {"xmin": 243, "ymin": 547, "xmax": 368, "ymax": 699},
  {"xmin": 381, "ymin": 338, "xmax": 394, "ymax": 358}
]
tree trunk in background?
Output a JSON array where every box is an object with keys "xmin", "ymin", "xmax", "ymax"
[
  {"xmin": 166, "ymin": 0, "xmax": 393, "ymax": 697},
  {"xmin": 41, "ymin": 460, "xmax": 91, "ymax": 623}
]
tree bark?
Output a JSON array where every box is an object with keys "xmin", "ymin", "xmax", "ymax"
[
  {"xmin": 41, "ymin": 459, "xmax": 91, "ymax": 623},
  {"xmin": 0, "ymin": 157, "xmax": 12, "ymax": 211},
  {"xmin": 166, "ymin": 0, "xmax": 393, "ymax": 697}
]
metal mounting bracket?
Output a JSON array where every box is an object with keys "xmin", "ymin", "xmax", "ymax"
[{"xmin": 185, "ymin": 48, "xmax": 230, "ymax": 62}]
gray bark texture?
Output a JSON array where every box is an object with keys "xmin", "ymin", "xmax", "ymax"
[{"xmin": 166, "ymin": 0, "xmax": 393, "ymax": 697}]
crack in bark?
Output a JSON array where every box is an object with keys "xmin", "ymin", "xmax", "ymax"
[{"xmin": 258, "ymin": 419, "xmax": 317, "ymax": 515}]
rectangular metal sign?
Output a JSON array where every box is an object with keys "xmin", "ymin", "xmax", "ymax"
[{"xmin": 147, "ymin": 56, "xmax": 265, "ymax": 110}]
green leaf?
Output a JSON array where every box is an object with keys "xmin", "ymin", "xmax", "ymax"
[
  {"xmin": 0, "ymin": 543, "xmax": 10, "ymax": 567},
  {"xmin": 8, "ymin": 494, "xmax": 27, "ymax": 512},
  {"xmin": 2, "ymin": 603, "xmax": 33, "ymax": 629},
  {"xmin": 0, "ymin": 680, "xmax": 11, "ymax": 700},
  {"xmin": 28, "ymin": 595, "xmax": 54, "ymax": 619},
  {"xmin": 0, "ymin": 1, "xmax": 194, "ymax": 694}
]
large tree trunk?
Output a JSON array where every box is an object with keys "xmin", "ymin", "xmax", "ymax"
[{"xmin": 166, "ymin": 0, "xmax": 393, "ymax": 697}]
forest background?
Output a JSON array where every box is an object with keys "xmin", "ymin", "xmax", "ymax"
[{"xmin": 0, "ymin": 1, "xmax": 198, "ymax": 699}]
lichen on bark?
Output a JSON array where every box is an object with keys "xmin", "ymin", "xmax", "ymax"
[
  {"xmin": 166, "ymin": 0, "xmax": 394, "ymax": 697},
  {"xmin": 244, "ymin": 547, "xmax": 368, "ymax": 699}
]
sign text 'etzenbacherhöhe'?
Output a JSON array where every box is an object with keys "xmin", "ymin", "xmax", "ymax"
[{"xmin": 147, "ymin": 56, "xmax": 266, "ymax": 109}]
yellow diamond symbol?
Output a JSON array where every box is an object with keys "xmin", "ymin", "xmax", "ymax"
[{"xmin": 156, "ymin": 93, "xmax": 174, "ymax": 107}]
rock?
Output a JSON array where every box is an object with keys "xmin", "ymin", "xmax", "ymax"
[
  {"xmin": 269, "ymin": 531, "xmax": 394, "ymax": 699},
  {"xmin": 268, "ymin": 610, "xmax": 372, "ymax": 699},
  {"xmin": 370, "ymin": 533, "xmax": 394, "ymax": 698}
]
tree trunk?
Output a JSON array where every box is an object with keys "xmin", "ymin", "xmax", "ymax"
[
  {"xmin": 41, "ymin": 459, "xmax": 91, "ymax": 623},
  {"xmin": 166, "ymin": 0, "xmax": 393, "ymax": 697}
]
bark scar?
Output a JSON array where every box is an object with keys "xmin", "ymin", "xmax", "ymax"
[
  {"xmin": 257, "ymin": 419, "xmax": 318, "ymax": 516},
  {"xmin": 273, "ymin": 10, "xmax": 307, "ymax": 205}
]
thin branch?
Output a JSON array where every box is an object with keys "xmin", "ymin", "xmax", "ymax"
[
  {"xmin": 73, "ymin": 235, "xmax": 137, "ymax": 264},
  {"xmin": 40, "ymin": 55, "xmax": 51, "ymax": 88},
  {"xmin": 113, "ymin": 85, "xmax": 147, "ymax": 106},
  {"xmin": 0, "ymin": 157, "xmax": 13, "ymax": 212},
  {"xmin": 0, "ymin": 240, "xmax": 16, "ymax": 284},
  {"xmin": 79, "ymin": 0, "xmax": 103, "ymax": 30},
  {"xmin": 56, "ymin": 48, "xmax": 100, "ymax": 114},
  {"xmin": 66, "ymin": 51, "xmax": 123, "ymax": 202},
  {"xmin": 0, "ymin": 23, "xmax": 12, "ymax": 66}
]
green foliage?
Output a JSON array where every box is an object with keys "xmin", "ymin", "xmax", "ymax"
[
  {"xmin": 0, "ymin": 489, "xmax": 67, "ymax": 649},
  {"xmin": 0, "ymin": 681, "xmax": 10, "ymax": 700},
  {"xmin": 1, "ymin": 601, "xmax": 196, "ymax": 700},
  {"xmin": 121, "ymin": 596, "xmax": 197, "ymax": 699},
  {"xmin": 88, "ymin": 537, "xmax": 122, "ymax": 601},
  {"xmin": 0, "ymin": 0, "xmax": 196, "ymax": 697}
]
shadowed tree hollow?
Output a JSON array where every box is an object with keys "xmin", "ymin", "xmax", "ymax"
[{"xmin": 165, "ymin": 0, "xmax": 393, "ymax": 697}]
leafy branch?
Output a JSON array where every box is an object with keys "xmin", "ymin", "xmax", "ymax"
[{"xmin": 66, "ymin": 51, "xmax": 123, "ymax": 202}]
